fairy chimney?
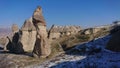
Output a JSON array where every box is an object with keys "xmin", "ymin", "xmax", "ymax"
[
  {"xmin": 20, "ymin": 18, "xmax": 37, "ymax": 51},
  {"xmin": 32, "ymin": 6, "xmax": 51, "ymax": 58}
]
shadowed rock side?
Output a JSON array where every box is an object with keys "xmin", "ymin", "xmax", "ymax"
[
  {"xmin": 6, "ymin": 24, "xmax": 24, "ymax": 53},
  {"xmin": 3, "ymin": 6, "xmax": 51, "ymax": 57},
  {"xmin": 106, "ymin": 27, "xmax": 120, "ymax": 52},
  {"xmin": 32, "ymin": 6, "xmax": 51, "ymax": 58}
]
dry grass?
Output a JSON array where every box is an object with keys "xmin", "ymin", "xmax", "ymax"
[
  {"xmin": 0, "ymin": 28, "xmax": 110, "ymax": 67},
  {"xmin": 51, "ymin": 34, "xmax": 90, "ymax": 52},
  {"xmin": 49, "ymin": 28, "xmax": 109, "ymax": 56}
]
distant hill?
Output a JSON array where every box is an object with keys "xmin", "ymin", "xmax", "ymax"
[{"xmin": 0, "ymin": 27, "xmax": 11, "ymax": 38}]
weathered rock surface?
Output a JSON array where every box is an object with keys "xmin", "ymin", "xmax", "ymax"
[
  {"xmin": 20, "ymin": 18, "xmax": 36, "ymax": 52},
  {"xmin": 32, "ymin": 6, "xmax": 46, "ymax": 26},
  {"xmin": 49, "ymin": 25, "xmax": 81, "ymax": 39},
  {"xmin": 32, "ymin": 6, "xmax": 51, "ymax": 58}
]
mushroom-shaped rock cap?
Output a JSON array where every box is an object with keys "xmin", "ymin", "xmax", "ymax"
[{"xmin": 32, "ymin": 6, "xmax": 46, "ymax": 26}]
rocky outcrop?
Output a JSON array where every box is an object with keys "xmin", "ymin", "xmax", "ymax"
[
  {"xmin": 20, "ymin": 18, "xmax": 36, "ymax": 52},
  {"xmin": 3, "ymin": 6, "xmax": 51, "ymax": 57},
  {"xmin": 49, "ymin": 25, "xmax": 81, "ymax": 39},
  {"xmin": 82, "ymin": 24, "xmax": 113, "ymax": 35},
  {"xmin": 32, "ymin": 6, "xmax": 51, "ymax": 58}
]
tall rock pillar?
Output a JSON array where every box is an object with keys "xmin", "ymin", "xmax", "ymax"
[{"xmin": 32, "ymin": 6, "xmax": 51, "ymax": 58}]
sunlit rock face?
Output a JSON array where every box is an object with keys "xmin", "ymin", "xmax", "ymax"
[{"xmin": 20, "ymin": 18, "xmax": 36, "ymax": 52}]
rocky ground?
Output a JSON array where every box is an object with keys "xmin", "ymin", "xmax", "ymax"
[
  {"xmin": 27, "ymin": 35, "xmax": 120, "ymax": 68},
  {"xmin": 0, "ymin": 33, "xmax": 120, "ymax": 68}
]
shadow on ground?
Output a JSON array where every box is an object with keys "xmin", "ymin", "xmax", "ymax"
[
  {"xmin": 50, "ymin": 51, "xmax": 120, "ymax": 68},
  {"xmin": 49, "ymin": 35, "xmax": 120, "ymax": 68}
]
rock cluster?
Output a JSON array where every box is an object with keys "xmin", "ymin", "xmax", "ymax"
[
  {"xmin": 20, "ymin": 18, "xmax": 37, "ymax": 51},
  {"xmin": 81, "ymin": 25, "xmax": 111, "ymax": 35},
  {"xmin": 5, "ymin": 6, "xmax": 51, "ymax": 58},
  {"xmin": 49, "ymin": 25, "xmax": 81, "ymax": 39}
]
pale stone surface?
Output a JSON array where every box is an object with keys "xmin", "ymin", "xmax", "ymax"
[
  {"xmin": 20, "ymin": 18, "xmax": 37, "ymax": 52},
  {"xmin": 20, "ymin": 31, "xmax": 36, "ymax": 51},
  {"xmin": 33, "ymin": 26, "xmax": 51, "ymax": 58},
  {"xmin": 48, "ymin": 25, "xmax": 81, "ymax": 39},
  {"xmin": 32, "ymin": 6, "xmax": 51, "ymax": 58}
]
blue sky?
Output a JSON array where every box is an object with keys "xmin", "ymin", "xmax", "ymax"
[{"xmin": 0, "ymin": 0, "xmax": 120, "ymax": 28}]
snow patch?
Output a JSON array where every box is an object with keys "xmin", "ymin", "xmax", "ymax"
[{"xmin": 31, "ymin": 35, "xmax": 120, "ymax": 68}]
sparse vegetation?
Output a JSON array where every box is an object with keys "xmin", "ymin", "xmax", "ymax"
[
  {"xmin": 49, "ymin": 27, "xmax": 110, "ymax": 58},
  {"xmin": 0, "ymin": 25, "xmax": 111, "ymax": 67}
]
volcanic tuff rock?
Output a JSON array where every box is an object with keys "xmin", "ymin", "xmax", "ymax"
[
  {"xmin": 49, "ymin": 25, "xmax": 81, "ymax": 39},
  {"xmin": 32, "ymin": 6, "xmax": 51, "ymax": 58},
  {"xmin": 32, "ymin": 6, "xmax": 46, "ymax": 26},
  {"xmin": 20, "ymin": 18, "xmax": 37, "ymax": 52}
]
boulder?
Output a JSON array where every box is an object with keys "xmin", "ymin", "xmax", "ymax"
[
  {"xmin": 48, "ymin": 25, "xmax": 81, "ymax": 39},
  {"xmin": 106, "ymin": 30, "xmax": 120, "ymax": 52}
]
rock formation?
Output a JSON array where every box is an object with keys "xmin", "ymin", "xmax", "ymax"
[
  {"xmin": 48, "ymin": 25, "xmax": 81, "ymax": 39},
  {"xmin": 4, "ymin": 6, "xmax": 51, "ymax": 57},
  {"xmin": 32, "ymin": 6, "xmax": 46, "ymax": 26},
  {"xmin": 32, "ymin": 6, "xmax": 51, "ymax": 58},
  {"xmin": 20, "ymin": 18, "xmax": 37, "ymax": 51}
]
